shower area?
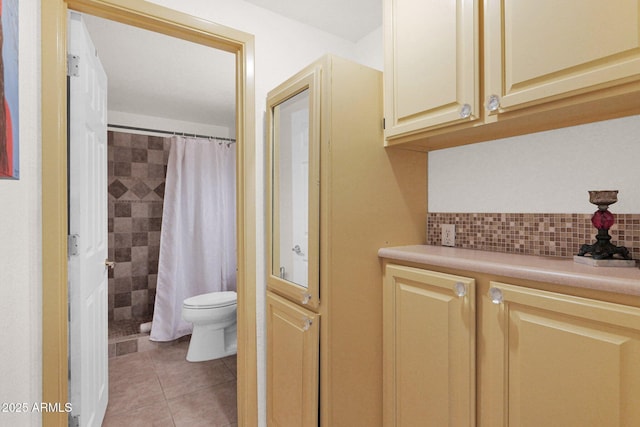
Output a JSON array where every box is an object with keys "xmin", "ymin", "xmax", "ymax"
[
  {"xmin": 107, "ymin": 130, "xmax": 171, "ymax": 356},
  {"xmin": 106, "ymin": 129, "xmax": 236, "ymax": 356}
]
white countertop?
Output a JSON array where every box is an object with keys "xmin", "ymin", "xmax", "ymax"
[{"xmin": 378, "ymin": 245, "xmax": 640, "ymax": 297}]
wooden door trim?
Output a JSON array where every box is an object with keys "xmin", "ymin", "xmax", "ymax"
[{"xmin": 41, "ymin": 1, "xmax": 257, "ymax": 425}]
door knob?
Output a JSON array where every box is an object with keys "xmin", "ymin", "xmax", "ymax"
[{"xmin": 104, "ymin": 259, "xmax": 116, "ymax": 269}]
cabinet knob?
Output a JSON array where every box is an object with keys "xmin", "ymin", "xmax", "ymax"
[
  {"xmin": 454, "ymin": 282, "xmax": 467, "ymax": 297},
  {"xmin": 302, "ymin": 317, "xmax": 313, "ymax": 331},
  {"xmin": 486, "ymin": 94, "xmax": 501, "ymax": 112},
  {"xmin": 301, "ymin": 293, "xmax": 312, "ymax": 305},
  {"xmin": 459, "ymin": 103, "xmax": 472, "ymax": 119},
  {"xmin": 489, "ymin": 287, "xmax": 503, "ymax": 304}
]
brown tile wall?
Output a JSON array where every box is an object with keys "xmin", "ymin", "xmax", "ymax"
[
  {"xmin": 427, "ymin": 212, "xmax": 640, "ymax": 260},
  {"xmin": 108, "ymin": 131, "xmax": 171, "ymax": 321}
]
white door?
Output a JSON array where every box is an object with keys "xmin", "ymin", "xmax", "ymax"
[{"xmin": 67, "ymin": 11, "xmax": 109, "ymax": 427}]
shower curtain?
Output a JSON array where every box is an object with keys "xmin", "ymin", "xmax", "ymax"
[{"xmin": 150, "ymin": 136, "xmax": 236, "ymax": 341}]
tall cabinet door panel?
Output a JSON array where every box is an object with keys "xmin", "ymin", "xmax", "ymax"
[
  {"xmin": 383, "ymin": 264, "xmax": 476, "ymax": 427},
  {"xmin": 384, "ymin": 0, "xmax": 479, "ymax": 139},
  {"xmin": 267, "ymin": 67, "xmax": 321, "ymax": 309},
  {"xmin": 482, "ymin": 282, "xmax": 640, "ymax": 427},
  {"xmin": 266, "ymin": 292, "xmax": 320, "ymax": 427},
  {"xmin": 485, "ymin": 0, "xmax": 640, "ymax": 114}
]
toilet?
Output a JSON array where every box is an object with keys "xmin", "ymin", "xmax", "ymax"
[{"xmin": 182, "ymin": 291, "xmax": 237, "ymax": 362}]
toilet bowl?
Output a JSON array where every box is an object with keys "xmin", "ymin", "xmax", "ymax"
[{"xmin": 182, "ymin": 291, "xmax": 237, "ymax": 362}]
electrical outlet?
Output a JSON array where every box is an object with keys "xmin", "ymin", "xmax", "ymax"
[{"xmin": 441, "ymin": 224, "xmax": 455, "ymax": 247}]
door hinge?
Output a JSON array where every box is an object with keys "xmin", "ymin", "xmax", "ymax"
[
  {"xmin": 69, "ymin": 414, "xmax": 79, "ymax": 427},
  {"xmin": 67, "ymin": 54, "xmax": 80, "ymax": 77},
  {"xmin": 382, "ymin": 118, "xmax": 386, "ymax": 130},
  {"xmin": 68, "ymin": 234, "xmax": 79, "ymax": 257}
]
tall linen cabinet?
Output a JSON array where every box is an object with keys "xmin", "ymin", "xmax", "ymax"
[{"xmin": 266, "ymin": 55, "xmax": 427, "ymax": 426}]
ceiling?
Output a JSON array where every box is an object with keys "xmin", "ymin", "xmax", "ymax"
[
  {"xmin": 83, "ymin": 14, "xmax": 238, "ymax": 132},
  {"xmin": 244, "ymin": 0, "xmax": 382, "ymax": 42},
  {"xmin": 82, "ymin": 1, "xmax": 381, "ymax": 135}
]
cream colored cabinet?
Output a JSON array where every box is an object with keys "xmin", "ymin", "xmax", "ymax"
[
  {"xmin": 382, "ymin": 264, "xmax": 476, "ymax": 427},
  {"xmin": 383, "ymin": 0, "xmax": 479, "ymax": 138},
  {"xmin": 385, "ymin": 0, "xmax": 640, "ymax": 150},
  {"xmin": 481, "ymin": 281, "xmax": 640, "ymax": 427},
  {"xmin": 484, "ymin": 0, "xmax": 640, "ymax": 115},
  {"xmin": 384, "ymin": 263, "xmax": 640, "ymax": 427},
  {"xmin": 267, "ymin": 62, "xmax": 321, "ymax": 310},
  {"xmin": 266, "ymin": 292, "xmax": 319, "ymax": 427},
  {"xmin": 267, "ymin": 56, "xmax": 427, "ymax": 427}
]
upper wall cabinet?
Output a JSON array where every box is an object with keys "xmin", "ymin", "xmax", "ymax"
[
  {"xmin": 484, "ymin": 0, "xmax": 640, "ymax": 115},
  {"xmin": 383, "ymin": 0, "xmax": 479, "ymax": 138},
  {"xmin": 384, "ymin": 0, "xmax": 640, "ymax": 151}
]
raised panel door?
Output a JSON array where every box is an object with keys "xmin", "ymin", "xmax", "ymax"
[
  {"xmin": 266, "ymin": 292, "xmax": 320, "ymax": 427},
  {"xmin": 485, "ymin": 0, "xmax": 640, "ymax": 113},
  {"xmin": 384, "ymin": 0, "xmax": 479, "ymax": 140},
  {"xmin": 482, "ymin": 282, "xmax": 640, "ymax": 427},
  {"xmin": 383, "ymin": 264, "xmax": 475, "ymax": 427}
]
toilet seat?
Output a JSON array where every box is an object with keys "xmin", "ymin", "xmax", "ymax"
[{"xmin": 183, "ymin": 291, "xmax": 237, "ymax": 309}]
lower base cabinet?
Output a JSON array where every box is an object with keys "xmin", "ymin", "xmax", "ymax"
[
  {"xmin": 383, "ymin": 263, "xmax": 640, "ymax": 427},
  {"xmin": 482, "ymin": 281, "xmax": 640, "ymax": 427},
  {"xmin": 383, "ymin": 264, "xmax": 476, "ymax": 427},
  {"xmin": 266, "ymin": 292, "xmax": 320, "ymax": 427}
]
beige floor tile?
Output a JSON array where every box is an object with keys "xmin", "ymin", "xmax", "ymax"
[
  {"xmin": 168, "ymin": 381, "xmax": 237, "ymax": 427},
  {"xmin": 148, "ymin": 340, "xmax": 190, "ymax": 366},
  {"xmin": 109, "ymin": 351, "xmax": 154, "ymax": 380},
  {"xmin": 156, "ymin": 358, "xmax": 235, "ymax": 400},
  {"xmin": 106, "ymin": 369, "xmax": 165, "ymax": 416},
  {"xmin": 221, "ymin": 355, "xmax": 237, "ymax": 377},
  {"xmin": 105, "ymin": 337, "xmax": 237, "ymax": 426},
  {"xmin": 102, "ymin": 400, "xmax": 175, "ymax": 427}
]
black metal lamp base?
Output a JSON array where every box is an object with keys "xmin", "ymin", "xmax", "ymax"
[{"xmin": 577, "ymin": 229, "xmax": 631, "ymax": 260}]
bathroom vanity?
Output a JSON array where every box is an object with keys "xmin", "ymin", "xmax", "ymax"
[
  {"xmin": 380, "ymin": 245, "xmax": 640, "ymax": 427},
  {"xmin": 265, "ymin": 55, "xmax": 427, "ymax": 427}
]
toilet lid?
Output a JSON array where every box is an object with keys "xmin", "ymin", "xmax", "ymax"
[{"xmin": 183, "ymin": 291, "xmax": 237, "ymax": 309}]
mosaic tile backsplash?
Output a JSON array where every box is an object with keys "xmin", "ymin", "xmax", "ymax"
[
  {"xmin": 107, "ymin": 131, "xmax": 170, "ymax": 322},
  {"xmin": 427, "ymin": 212, "xmax": 640, "ymax": 260}
]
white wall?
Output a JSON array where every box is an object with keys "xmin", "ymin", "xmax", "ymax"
[
  {"xmin": 0, "ymin": 0, "xmax": 42, "ymax": 426},
  {"xmin": 429, "ymin": 115, "xmax": 640, "ymax": 214},
  {"xmin": 355, "ymin": 25, "xmax": 383, "ymax": 71},
  {"xmin": 107, "ymin": 111, "xmax": 234, "ymax": 139}
]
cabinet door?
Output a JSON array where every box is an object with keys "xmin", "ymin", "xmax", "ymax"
[
  {"xmin": 482, "ymin": 282, "xmax": 640, "ymax": 427},
  {"xmin": 266, "ymin": 292, "xmax": 320, "ymax": 427},
  {"xmin": 384, "ymin": 0, "xmax": 479, "ymax": 140},
  {"xmin": 383, "ymin": 264, "xmax": 475, "ymax": 427},
  {"xmin": 484, "ymin": 0, "xmax": 640, "ymax": 114},
  {"xmin": 267, "ymin": 66, "xmax": 321, "ymax": 309}
]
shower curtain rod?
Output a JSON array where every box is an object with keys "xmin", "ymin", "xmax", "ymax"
[{"xmin": 107, "ymin": 123, "xmax": 236, "ymax": 143}]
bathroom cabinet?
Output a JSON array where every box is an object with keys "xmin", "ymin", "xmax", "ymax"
[
  {"xmin": 382, "ymin": 260, "xmax": 640, "ymax": 427},
  {"xmin": 266, "ymin": 55, "xmax": 427, "ymax": 427},
  {"xmin": 481, "ymin": 281, "xmax": 640, "ymax": 426},
  {"xmin": 266, "ymin": 292, "xmax": 319, "ymax": 427},
  {"xmin": 382, "ymin": 264, "xmax": 476, "ymax": 427},
  {"xmin": 384, "ymin": 0, "xmax": 640, "ymax": 151},
  {"xmin": 383, "ymin": 0, "xmax": 480, "ymax": 138}
]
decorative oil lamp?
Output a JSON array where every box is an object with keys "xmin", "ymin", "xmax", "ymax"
[{"xmin": 577, "ymin": 190, "xmax": 631, "ymax": 260}]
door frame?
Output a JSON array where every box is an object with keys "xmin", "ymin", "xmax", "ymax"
[{"xmin": 41, "ymin": 1, "xmax": 257, "ymax": 426}]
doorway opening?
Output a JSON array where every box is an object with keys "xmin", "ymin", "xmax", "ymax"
[{"xmin": 42, "ymin": 1, "xmax": 257, "ymax": 426}]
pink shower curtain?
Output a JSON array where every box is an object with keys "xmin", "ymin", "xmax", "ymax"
[{"xmin": 150, "ymin": 136, "xmax": 236, "ymax": 341}]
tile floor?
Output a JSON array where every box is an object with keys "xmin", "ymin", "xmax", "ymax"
[{"xmin": 103, "ymin": 340, "xmax": 237, "ymax": 426}]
